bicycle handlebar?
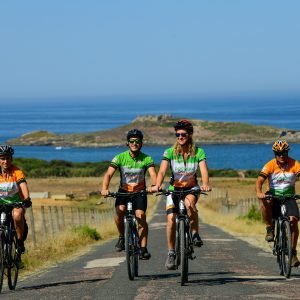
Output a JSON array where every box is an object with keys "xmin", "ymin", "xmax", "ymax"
[
  {"xmin": 155, "ymin": 189, "xmax": 209, "ymax": 197},
  {"xmin": 0, "ymin": 201, "xmax": 26, "ymax": 210},
  {"xmin": 264, "ymin": 194, "xmax": 300, "ymax": 202},
  {"xmin": 105, "ymin": 190, "xmax": 150, "ymax": 198}
]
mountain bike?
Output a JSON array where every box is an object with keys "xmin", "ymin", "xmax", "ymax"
[
  {"xmin": 266, "ymin": 194, "xmax": 300, "ymax": 278},
  {"xmin": 106, "ymin": 190, "xmax": 147, "ymax": 281},
  {"xmin": 0, "ymin": 201, "xmax": 25, "ymax": 293},
  {"xmin": 157, "ymin": 188, "xmax": 207, "ymax": 286}
]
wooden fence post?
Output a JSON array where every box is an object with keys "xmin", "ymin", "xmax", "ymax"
[{"xmin": 28, "ymin": 207, "xmax": 37, "ymax": 247}]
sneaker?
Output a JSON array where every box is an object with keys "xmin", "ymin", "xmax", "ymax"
[
  {"xmin": 115, "ymin": 236, "xmax": 125, "ymax": 252},
  {"xmin": 192, "ymin": 232, "xmax": 204, "ymax": 247},
  {"xmin": 139, "ymin": 247, "xmax": 151, "ymax": 260},
  {"xmin": 291, "ymin": 249, "xmax": 300, "ymax": 267},
  {"xmin": 16, "ymin": 239, "xmax": 25, "ymax": 254},
  {"xmin": 165, "ymin": 251, "xmax": 176, "ymax": 270},
  {"xmin": 265, "ymin": 226, "xmax": 274, "ymax": 242}
]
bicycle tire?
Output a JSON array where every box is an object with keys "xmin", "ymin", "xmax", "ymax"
[
  {"xmin": 7, "ymin": 230, "xmax": 19, "ymax": 290},
  {"xmin": 0, "ymin": 231, "xmax": 4, "ymax": 293},
  {"xmin": 281, "ymin": 220, "xmax": 292, "ymax": 278},
  {"xmin": 273, "ymin": 221, "xmax": 283, "ymax": 275},
  {"xmin": 133, "ymin": 229, "xmax": 139, "ymax": 277},
  {"xmin": 125, "ymin": 220, "xmax": 135, "ymax": 281},
  {"xmin": 179, "ymin": 219, "xmax": 188, "ymax": 286}
]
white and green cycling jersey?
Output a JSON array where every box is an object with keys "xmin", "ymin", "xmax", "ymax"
[
  {"xmin": 162, "ymin": 146, "xmax": 206, "ymax": 189},
  {"xmin": 110, "ymin": 150, "xmax": 154, "ymax": 192}
]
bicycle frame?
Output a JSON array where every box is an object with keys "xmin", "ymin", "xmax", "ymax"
[
  {"xmin": 0, "ymin": 202, "xmax": 24, "ymax": 292},
  {"xmin": 106, "ymin": 190, "xmax": 146, "ymax": 281},
  {"xmin": 267, "ymin": 194, "xmax": 300, "ymax": 278},
  {"xmin": 157, "ymin": 188, "xmax": 206, "ymax": 285}
]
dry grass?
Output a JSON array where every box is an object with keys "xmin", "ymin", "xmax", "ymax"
[{"xmin": 20, "ymin": 176, "xmax": 159, "ymax": 277}]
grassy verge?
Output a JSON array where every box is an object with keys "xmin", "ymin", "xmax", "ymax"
[{"xmin": 20, "ymin": 193, "xmax": 158, "ymax": 278}]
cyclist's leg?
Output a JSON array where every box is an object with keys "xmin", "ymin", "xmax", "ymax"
[
  {"xmin": 134, "ymin": 192, "xmax": 148, "ymax": 248},
  {"xmin": 12, "ymin": 207, "xmax": 25, "ymax": 253},
  {"xmin": 261, "ymin": 198, "xmax": 275, "ymax": 242},
  {"xmin": 184, "ymin": 193, "xmax": 203, "ymax": 246},
  {"xmin": 165, "ymin": 194, "xmax": 178, "ymax": 270},
  {"xmin": 287, "ymin": 199, "xmax": 299, "ymax": 267},
  {"xmin": 114, "ymin": 195, "xmax": 126, "ymax": 251}
]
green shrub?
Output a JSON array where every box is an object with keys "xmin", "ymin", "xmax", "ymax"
[
  {"xmin": 239, "ymin": 205, "xmax": 262, "ymax": 222},
  {"xmin": 72, "ymin": 225, "xmax": 101, "ymax": 240}
]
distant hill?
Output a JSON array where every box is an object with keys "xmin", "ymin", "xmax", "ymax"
[{"xmin": 7, "ymin": 114, "xmax": 300, "ymax": 147}]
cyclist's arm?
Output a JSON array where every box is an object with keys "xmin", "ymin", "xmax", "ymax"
[
  {"xmin": 256, "ymin": 175, "xmax": 266, "ymax": 199},
  {"xmin": 19, "ymin": 181, "xmax": 30, "ymax": 200},
  {"xmin": 101, "ymin": 166, "xmax": 117, "ymax": 196},
  {"xmin": 153, "ymin": 160, "xmax": 169, "ymax": 192},
  {"xmin": 199, "ymin": 160, "xmax": 210, "ymax": 191},
  {"xmin": 147, "ymin": 165, "xmax": 157, "ymax": 191}
]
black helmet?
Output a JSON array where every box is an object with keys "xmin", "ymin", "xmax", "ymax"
[
  {"xmin": 174, "ymin": 119, "xmax": 193, "ymax": 134},
  {"xmin": 0, "ymin": 145, "xmax": 14, "ymax": 157},
  {"xmin": 127, "ymin": 129, "xmax": 143, "ymax": 140}
]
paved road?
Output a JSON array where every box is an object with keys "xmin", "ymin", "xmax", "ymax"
[{"xmin": 1, "ymin": 198, "xmax": 300, "ymax": 299}]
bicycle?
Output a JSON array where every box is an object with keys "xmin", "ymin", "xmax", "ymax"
[
  {"xmin": 0, "ymin": 201, "xmax": 25, "ymax": 293},
  {"xmin": 106, "ymin": 190, "xmax": 147, "ymax": 281},
  {"xmin": 156, "ymin": 188, "xmax": 207, "ymax": 286},
  {"xmin": 265, "ymin": 194, "xmax": 300, "ymax": 278}
]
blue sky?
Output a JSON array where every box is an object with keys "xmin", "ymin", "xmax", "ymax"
[{"xmin": 1, "ymin": 1, "xmax": 300, "ymax": 102}]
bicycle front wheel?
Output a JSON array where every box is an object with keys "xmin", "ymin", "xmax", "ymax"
[
  {"xmin": 281, "ymin": 220, "xmax": 292, "ymax": 278},
  {"xmin": 125, "ymin": 220, "xmax": 135, "ymax": 280},
  {"xmin": 179, "ymin": 219, "xmax": 188, "ymax": 286},
  {"xmin": 0, "ymin": 231, "xmax": 5, "ymax": 293},
  {"xmin": 7, "ymin": 230, "xmax": 20, "ymax": 290},
  {"xmin": 133, "ymin": 230, "xmax": 139, "ymax": 277}
]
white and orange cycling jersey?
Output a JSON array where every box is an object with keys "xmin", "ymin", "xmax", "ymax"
[
  {"xmin": 0, "ymin": 165, "xmax": 26, "ymax": 203},
  {"xmin": 162, "ymin": 146, "xmax": 206, "ymax": 189},
  {"xmin": 259, "ymin": 157, "xmax": 300, "ymax": 196}
]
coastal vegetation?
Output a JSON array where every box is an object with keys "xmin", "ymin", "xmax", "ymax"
[
  {"xmin": 8, "ymin": 114, "xmax": 300, "ymax": 147},
  {"xmin": 14, "ymin": 157, "xmax": 259, "ymax": 178}
]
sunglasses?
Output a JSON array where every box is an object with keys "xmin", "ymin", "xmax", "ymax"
[
  {"xmin": 175, "ymin": 133, "xmax": 188, "ymax": 138},
  {"xmin": 274, "ymin": 151, "xmax": 288, "ymax": 157},
  {"xmin": 128, "ymin": 139, "xmax": 141, "ymax": 144}
]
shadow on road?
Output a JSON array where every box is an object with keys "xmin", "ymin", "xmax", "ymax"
[{"xmin": 18, "ymin": 278, "xmax": 106, "ymax": 291}]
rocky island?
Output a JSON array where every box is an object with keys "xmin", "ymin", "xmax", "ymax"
[{"xmin": 7, "ymin": 115, "xmax": 300, "ymax": 147}]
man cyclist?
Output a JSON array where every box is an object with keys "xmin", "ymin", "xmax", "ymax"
[
  {"xmin": 256, "ymin": 140, "xmax": 300, "ymax": 267},
  {"xmin": 101, "ymin": 129, "xmax": 157, "ymax": 260},
  {"xmin": 152, "ymin": 120, "xmax": 211, "ymax": 270},
  {"xmin": 0, "ymin": 145, "xmax": 32, "ymax": 254}
]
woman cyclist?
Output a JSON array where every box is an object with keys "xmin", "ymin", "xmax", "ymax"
[
  {"xmin": 152, "ymin": 120, "xmax": 211, "ymax": 270},
  {"xmin": 0, "ymin": 145, "xmax": 31, "ymax": 254},
  {"xmin": 256, "ymin": 140, "xmax": 300, "ymax": 267}
]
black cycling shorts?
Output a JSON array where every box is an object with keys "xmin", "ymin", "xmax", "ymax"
[
  {"xmin": 272, "ymin": 199, "xmax": 300, "ymax": 220},
  {"xmin": 115, "ymin": 189, "xmax": 147, "ymax": 212}
]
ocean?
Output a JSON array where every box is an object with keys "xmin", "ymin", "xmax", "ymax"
[{"xmin": 3, "ymin": 97, "xmax": 300, "ymax": 169}]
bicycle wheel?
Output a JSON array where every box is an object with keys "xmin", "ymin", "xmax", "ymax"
[
  {"xmin": 133, "ymin": 229, "xmax": 139, "ymax": 277},
  {"xmin": 0, "ymin": 231, "xmax": 5, "ymax": 293},
  {"xmin": 179, "ymin": 219, "xmax": 188, "ymax": 286},
  {"xmin": 273, "ymin": 221, "xmax": 283, "ymax": 275},
  {"xmin": 281, "ymin": 220, "xmax": 292, "ymax": 278},
  {"xmin": 125, "ymin": 220, "xmax": 135, "ymax": 280},
  {"xmin": 7, "ymin": 230, "xmax": 20, "ymax": 290}
]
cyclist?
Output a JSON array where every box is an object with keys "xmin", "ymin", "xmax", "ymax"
[
  {"xmin": 256, "ymin": 140, "xmax": 300, "ymax": 267},
  {"xmin": 0, "ymin": 145, "xmax": 32, "ymax": 254},
  {"xmin": 101, "ymin": 129, "xmax": 157, "ymax": 260},
  {"xmin": 152, "ymin": 119, "xmax": 211, "ymax": 270}
]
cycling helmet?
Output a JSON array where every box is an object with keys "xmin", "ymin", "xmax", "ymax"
[
  {"xmin": 127, "ymin": 129, "xmax": 143, "ymax": 141},
  {"xmin": 0, "ymin": 145, "xmax": 14, "ymax": 157},
  {"xmin": 174, "ymin": 119, "xmax": 193, "ymax": 134},
  {"xmin": 272, "ymin": 140, "xmax": 290, "ymax": 152}
]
